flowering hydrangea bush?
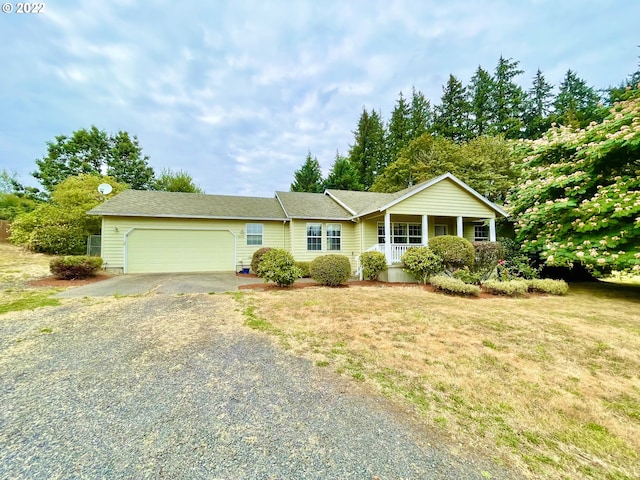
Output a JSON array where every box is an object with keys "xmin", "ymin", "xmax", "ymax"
[{"xmin": 506, "ymin": 87, "xmax": 640, "ymax": 275}]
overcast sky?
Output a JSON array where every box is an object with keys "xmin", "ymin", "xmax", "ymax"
[{"xmin": 1, "ymin": 0, "xmax": 638, "ymax": 197}]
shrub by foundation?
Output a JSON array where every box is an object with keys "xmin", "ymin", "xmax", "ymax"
[
  {"xmin": 430, "ymin": 275, "xmax": 480, "ymax": 296},
  {"xmin": 251, "ymin": 247, "xmax": 273, "ymax": 274},
  {"xmin": 428, "ymin": 235, "xmax": 475, "ymax": 271},
  {"xmin": 50, "ymin": 256, "xmax": 103, "ymax": 280},
  {"xmin": 295, "ymin": 261, "xmax": 311, "ymax": 278},
  {"xmin": 256, "ymin": 249, "xmax": 301, "ymax": 287},
  {"xmin": 359, "ymin": 251, "xmax": 387, "ymax": 280},
  {"xmin": 310, "ymin": 254, "xmax": 351, "ymax": 286},
  {"xmin": 401, "ymin": 247, "xmax": 444, "ymax": 284}
]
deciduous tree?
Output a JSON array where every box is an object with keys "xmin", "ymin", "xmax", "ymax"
[
  {"xmin": 33, "ymin": 126, "xmax": 155, "ymax": 193},
  {"xmin": 507, "ymin": 88, "xmax": 640, "ymax": 275},
  {"xmin": 153, "ymin": 168, "xmax": 203, "ymax": 193}
]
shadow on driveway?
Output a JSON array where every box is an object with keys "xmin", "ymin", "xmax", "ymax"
[{"xmin": 56, "ymin": 272, "xmax": 264, "ymax": 298}]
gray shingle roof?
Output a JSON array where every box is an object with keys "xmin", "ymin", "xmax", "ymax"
[
  {"xmin": 275, "ymin": 191, "xmax": 352, "ymax": 219},
  {"xmin": 326, "ymin": 183, "xmax": 420, "ymax": 216},
  {"xmin": 88, "ymin": 189, "xmax": 288, "ymax": 220}
]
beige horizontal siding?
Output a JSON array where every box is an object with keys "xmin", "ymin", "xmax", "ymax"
[
  {"xmin": 387, "ymin": 178, "xmax": 495, "ymax": 217},
  {"xmin": 289, "ymin": 220, "xmax": 359, "ymax": 270},
  {"xmin": 100, "ymin": 216, "xmax": 288, "ymax": 272}
]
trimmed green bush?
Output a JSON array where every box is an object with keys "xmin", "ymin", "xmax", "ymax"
[
  {"xmin": 50, "ymin": 255, "xmax": 103, "ymax": 280},
  {"xmin": 528, "ymin": 278, "xmax": 569, "ymax": 295},
  {"xmin": 401, "ymin": 246, "xmax": 444, "ymax": 284},
  {"xmin": 428, "ymin": 235, "xmax": 475, "ymax": 271},
  {"xmin": 310, "ymin": 254, "xmax": 352, "ymax": 286},
  {"xmin": 295, "ymin": 261, "xmax": 311, "ymax": 278},
  {"xmin": 251, "ymin": 247, "xmax": 273, "ymax": 274},
  {"xmin": 482, "ymin": 279, "xmax": 529, "ymax": 296},
  {"xmin": 359, "ymin": 251, "xmax": 387, "ymax": 280},
  {"xmin": 430, "ymin": 275, "xmax": 480, "ymax": 296},
  {"xmin": 256, "ymin": 249, "xmax": 301, "ymax": 287}
]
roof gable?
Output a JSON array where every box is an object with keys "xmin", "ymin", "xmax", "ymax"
[
  {"xmin": 380, "ymin": 173, "xmax": 508, "ymax": 217},
  {"xmin": 329, "ymin": 173, "xmax": 507, "ymax": 218}
]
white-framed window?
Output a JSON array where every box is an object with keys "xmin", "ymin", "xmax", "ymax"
[
  {"xmin": 326, "ymin": 223, "xmax": 341, "ymax": 251},
  {"xmin": 474, "ymin": 224, "xmax": 489, "ymax": 242},
  {"xmin": 377, "ymin": 223, "xmax": 386, "ymax": 244},
  {"xmin": 246, "ymin": 223, "xmax": 263, "ymax": 245},
  {"xmin": 393, "ymin": 223, "xmax": 407, "ymax": 244},
  {"xmin": 377, "ymin": 222, "xmax": 422, "ymax": 244},
  {"xmin": 434, "ymin": 225, "xmax": 448, "ymax": 236},
  {"xmin": 408, "ymin": 224, "xmax": 422, "ymax": 244},
  {"xmin": 307, "ymin": 223, "xmax": 322, "ymax": 251}
]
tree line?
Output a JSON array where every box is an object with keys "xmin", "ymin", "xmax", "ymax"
[{"xmin": 291, "ymin": 55, "xmax": 640, "ymax": 195}]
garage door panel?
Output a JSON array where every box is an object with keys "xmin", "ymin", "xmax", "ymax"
[{"xmin": 126, "ymin": 229, "xmax": 234, "ymax": 273}]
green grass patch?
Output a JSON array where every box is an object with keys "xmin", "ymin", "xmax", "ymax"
[{"xmin": 0, "ymin": 289, "xmax": 61, "ymax": 315}]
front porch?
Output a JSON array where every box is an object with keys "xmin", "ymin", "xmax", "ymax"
[{"xmin": 373, "ymin": 212, "xmax": 496, "ymax": 265}]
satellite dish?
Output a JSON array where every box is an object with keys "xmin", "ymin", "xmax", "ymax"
[{"xmin": 97, "ymin": 183, "xmax": 113, "ymax": 195}]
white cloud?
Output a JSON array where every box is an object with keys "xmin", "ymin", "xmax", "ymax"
[{"xmin": 1, "ymin": 0, "xmax": 638, "ymax": 196}]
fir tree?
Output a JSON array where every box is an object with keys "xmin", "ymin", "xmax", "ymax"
[
  {"xmin": 348, "ymin": 108, "xmax": 386, "ymax": 190},
  {"xmin": 324, "ymin": 152, "xmax": 363, "ymax": 191},
  {"xmin": 432, "ymin": 74, "xmax": 472, "ymax": 142},
  {"xmin": 290, "ymin": 151, "xmax": 324, "ymax": 193}
]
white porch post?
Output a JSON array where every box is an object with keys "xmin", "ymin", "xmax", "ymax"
[
  {"xmin": 384, "ymin": 212, "xmax": 392, "ymax": 265},
  {"xmin": 489, "ymin": 217, "xmax": 497, "ymax": 242},
  {"xmin": 422, "ymin": 214, "xmax": 429, "ymax": 245},
  {"xmin": 457, "ymin": 216, "xmax": 464, "ymax": 238}
]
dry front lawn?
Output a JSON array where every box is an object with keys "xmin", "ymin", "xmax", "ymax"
[{"xmin": 240, "ymin": 283, "xmax": 640, "ymax": 479}]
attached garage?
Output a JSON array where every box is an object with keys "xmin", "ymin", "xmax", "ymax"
[{"xmin": 125, "ymin": 228, "xmax": 235, "ymax": 273}]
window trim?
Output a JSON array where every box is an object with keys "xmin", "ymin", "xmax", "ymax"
[
  {"xmin": 306, "ymin": 223, "xmax": 322, "ymax": 251},
  {"xmin": 326, "ymin": 223, "xmax": 342, "ymax": 251},
  {"xmin": 246, "ymin": 223, "xmax": 263, "ymax": 246},
  {"xmin": 378, "ymin": 222, "xmax": 422, "ymax": 244},
  {"xmin": 474, "ymin": 223, "xmax": 490, "ymax": 242}
]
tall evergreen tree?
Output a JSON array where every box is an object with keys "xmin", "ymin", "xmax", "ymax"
[
  {"xmin": 323, "ymin": 151, "xmax": 363, "ymax": 191},
  {"xmin": 409, "ymin": 86, "xmax": 432, "ymax": 140},
  {"xmin": 348, "ymin": 108, "xmax": 386, "ymax": 190},
  {"xmin": 468, "ymin": 66, "xmax": 496, "ymax": 136},
  {"xmin": 290, "ymin": 151, "xmax": 324, "ymax": 193},
  {"xmin": 491, "ymin": 56, "xmax": 526, "ymax": 138},
  {"xmin": 432, "ymin": 74, "xmax": 472, "ymax": 142},
  {"xmin": 553, "ymin": 70, "xmax": 602, "ymax": 128},
  {"xmin": 386, "ymin": 91, "xmax": 412, "ymax": 164},
  {"xmin": 523, "ymin": 69, "xmax": 554, "ymax": 139}
]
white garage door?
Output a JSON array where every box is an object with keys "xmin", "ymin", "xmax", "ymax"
[{"xmin": 126, "ymin": 229, "xmax": 235, "ymax": 273}]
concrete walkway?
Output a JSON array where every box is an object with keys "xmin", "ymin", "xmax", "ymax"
[{"xmin": 56, "ymin": 272, "xmax": 265, "ymax": 298}]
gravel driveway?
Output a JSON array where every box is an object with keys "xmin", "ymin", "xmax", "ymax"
[{"xmin": 1, "ymin": 293, "xmax": 518, "ymax": 479}]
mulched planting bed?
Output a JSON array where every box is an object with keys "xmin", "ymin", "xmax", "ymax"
[{"xmin": 28, "ymin": 273, "xmax": 113, "ymax": 288}]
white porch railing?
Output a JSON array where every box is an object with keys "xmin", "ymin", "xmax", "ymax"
[{"xmin": 356, "ymin": 243, "xmax": 424, "ymax": 279}]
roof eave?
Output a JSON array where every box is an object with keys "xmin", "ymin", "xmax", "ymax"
[{"xmin": 90, "ymin": 212, "xmax": 290, "ymax": 221}]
